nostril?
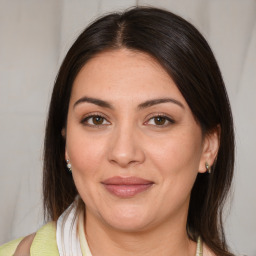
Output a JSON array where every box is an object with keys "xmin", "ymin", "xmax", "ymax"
[
  {"xmin": 107, "ymin": 128, "xmax": 146, "ymax": 167},
  {"xmin": 108, "ymin": 147, "xmax": 145, "ymax": 167}
]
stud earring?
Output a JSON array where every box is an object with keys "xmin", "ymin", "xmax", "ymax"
[
  {"xmin": 205, "ymin": 162, "xmax": 211, "ymax": 174},
  {"xmin": 66, "ymin": 159, "xmax": 72, "ymax": 173}
]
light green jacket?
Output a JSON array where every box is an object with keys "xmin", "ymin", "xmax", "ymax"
[{"xmin": 0, "ymin": 222, "xmax": 58, "ymax": 256}]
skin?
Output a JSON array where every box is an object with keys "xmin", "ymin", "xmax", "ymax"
[{"xmin": 64, "ymin": 49, "xmax": 219, "ymax": 256}]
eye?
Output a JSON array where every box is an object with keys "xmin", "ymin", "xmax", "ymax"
[
  {"xmin": 81, "ymin": 114, "xmax": 110, "ymax": 127},
  {"xmin": 146, "ymin": 115, "xmax": 174, "ymax": 127}
]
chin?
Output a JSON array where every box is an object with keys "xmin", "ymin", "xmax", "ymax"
[
  {"xmin": 106, "ymin": 217, "xmax": 150, "ymax": 233},
  {"xmin": 101, "ymin": 205, "xmax": 153, "ymax": 232}
]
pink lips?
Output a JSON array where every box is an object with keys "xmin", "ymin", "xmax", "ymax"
[{"xmin": 101, "ymin": 176, "xmax": 154, "ymax": 198}]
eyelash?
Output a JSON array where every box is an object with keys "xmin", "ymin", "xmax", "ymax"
[
  {"xmin": 81, "ymin": 113, "xmax": 110, "ymax": 128},
  {"xmin": 144, "ymin": 114, "xmax": 175, "ymax": 127},
  {"xmin": 80, "ymin": 113, "xmax": 175, "ymax": 128}
]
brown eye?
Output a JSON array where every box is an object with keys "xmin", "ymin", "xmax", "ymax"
[
  {"xmin": 82, "ymin": 115, "xmax": 110, "ymax": 126},
  {"xmin": 92, "ymin": 116, "xmax": 104, "ymax": 125},
  {"xmin": 154, "ymin": 116, "xmax": 167, "ymax": 125},
  {"xmin": 146, "ymin": 115, "xmax": 174, "ymax": 127}
]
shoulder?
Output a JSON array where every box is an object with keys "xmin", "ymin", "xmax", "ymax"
[
  {"xmin": 0, "ymin": 222, "xmax": 59, "ymax": 256},
  {"xmin": 0, "ymin": 237, "xmax": 23, "ymax": 256},
  {"xmin": 30, "ymin": 221, "xmax": 58, "ymax": 255}
]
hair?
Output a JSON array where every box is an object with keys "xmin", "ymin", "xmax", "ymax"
[{"xmin": 43, "ymin": 6, "xmax": 234, "ymax": 255}]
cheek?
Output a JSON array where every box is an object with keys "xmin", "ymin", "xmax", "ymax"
[
  {"xmin": 65, "ymin": 132, "xmax": 107, "ymax": 206},
  {"xmin": 144, "ymin": 127, "xmax": 202, "ymax": 203},
  {"xmin": 65, "ymin": 127, "xmax": 107, "ymax": 178},
  {"xmin": 145, "ymin": 130, "xmax": 202, "ymax": 210},
  {"xmin": 145, "ymin": 128, "xmax": 203, "ymax": 180}
]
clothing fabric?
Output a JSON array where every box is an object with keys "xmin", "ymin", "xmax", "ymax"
[
  {"xmin": 56, "ymin": 203, "xmax": 83, "ymax": 255},
  {"xmin": 56, "ymin": 201, "xmax": 92, "ymax": 256},
  {"xmin": 0, "ymin": 222, "xmax": 58, "ymax": 256}
]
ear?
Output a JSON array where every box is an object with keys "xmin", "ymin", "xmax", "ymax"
[
  {"xmin": 61, "ymin": 128, "xmax": 69, "ymax": 161},
  {"xmin": 198, "ymin": 126, "xmax": 220, "ymax": 173},
  {"xmin": 61, "ymin": 128, "xmax": 66, "ymax": 138},
  {"xmin": 65, "ymin": 151, "xmax": 69, "ymax": 162}
]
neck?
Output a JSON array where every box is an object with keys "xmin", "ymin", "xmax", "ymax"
[{"xmin": 84, "ymin": 209, "xmax": 196, "ymax": 256}]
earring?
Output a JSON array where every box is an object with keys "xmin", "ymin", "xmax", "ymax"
[
  {"xmin": 66, "ymin": 159, "xmax": 72, "ymax": 173},
  {"xmin": 205, "ymin": 162, "xmax": 211, "ymax": 174}
]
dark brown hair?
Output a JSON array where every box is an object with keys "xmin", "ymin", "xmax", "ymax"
[{"xmin": 43, "ymin": 7, "xmax": 234, "ymax": 255}]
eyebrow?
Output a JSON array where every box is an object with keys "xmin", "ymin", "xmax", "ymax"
[
  {"xmin": 137, "ymin": 98, "xmax": 184, "ymax": 110},
  {"xmin": 73, "ymin": 96, "xmax": 113, "ymax": 109},
  {"xmin": 73, "ymin": 96, "xmax": 184, "ymax": 110}
]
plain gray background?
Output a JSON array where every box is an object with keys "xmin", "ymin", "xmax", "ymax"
[{"xmin": 0, "ymin": 0, "xmax": 255, "ymax": 255}]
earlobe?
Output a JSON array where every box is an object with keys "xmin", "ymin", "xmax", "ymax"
[
  {"xmin": 61, "ymin": 128, "xmax": 69, "ymax": 161},
  {"xmin": 205, "ymin": 162, "xmax": 212, "ymax": 174},
  {"xmin": 198, "ymin": 126, "xmax": 220, "ymax": 173},
  {"xmin": 65, "ymin": 150, "xmax": 71, "ymax": 173},
  {"xmin": 61, "ymin": 128, "xmax": 66, "ymax": 138},
  {"xmin": 65, "ymin": 151, "xmax": 69, "ymax": 162}
]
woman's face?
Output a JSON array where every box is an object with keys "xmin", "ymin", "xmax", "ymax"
[{"xmin": 65, "ymin": 49, "xmax": 217, "ymax": 232}]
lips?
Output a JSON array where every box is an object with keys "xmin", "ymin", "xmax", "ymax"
[{"xmin": 101, "ymin": 176, "xmax": 154, "ymax": 198}]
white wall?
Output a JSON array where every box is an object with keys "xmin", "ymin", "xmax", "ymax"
[{"xmin": 0, "ymin": 0, "xmax": 255, "ymax": 255}]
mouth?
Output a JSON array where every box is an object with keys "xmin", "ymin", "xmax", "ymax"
[{"xmin": 101, "ymin": 176, "xmax": 154, "ymax": 198}]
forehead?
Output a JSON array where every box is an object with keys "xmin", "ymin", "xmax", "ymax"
[{"xmin": 71, "ymin": 49, "xmax": 186, "ymax": 107}]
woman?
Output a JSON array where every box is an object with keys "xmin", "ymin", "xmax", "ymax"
[{"xmin": 0, "ymin": 6, "xmax": 235, "ymax": 256}]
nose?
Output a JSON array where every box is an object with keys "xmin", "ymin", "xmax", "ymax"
[{"xmin": 107, "ymin": 124, "xmax": 145, "ymax": 168}]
